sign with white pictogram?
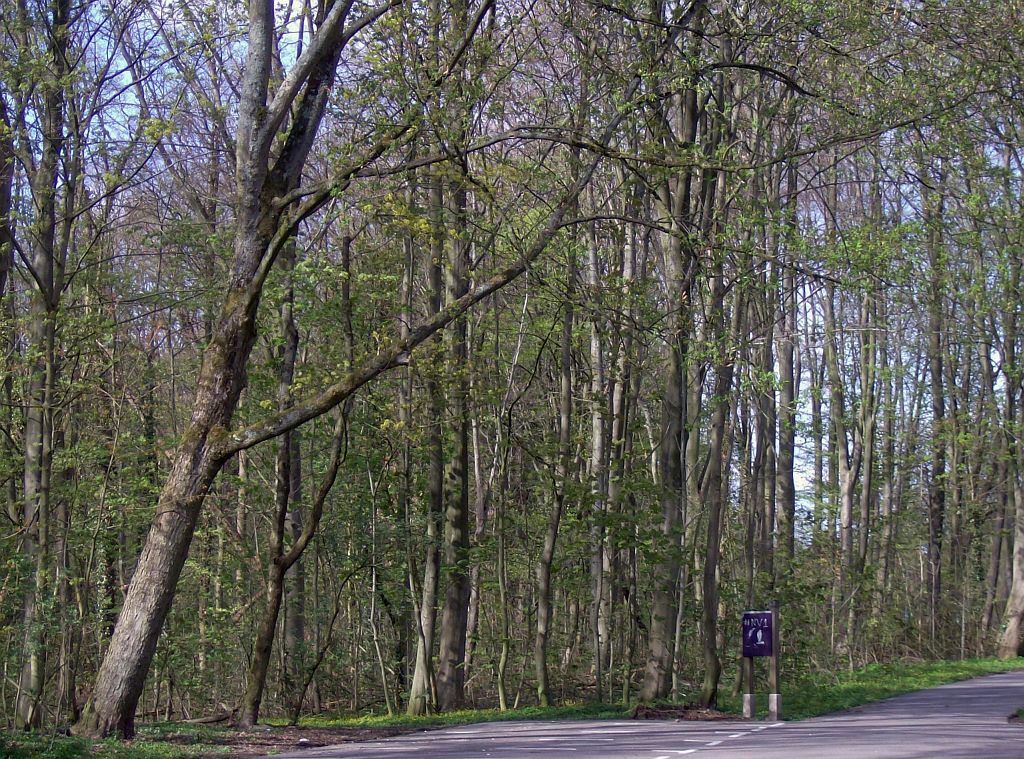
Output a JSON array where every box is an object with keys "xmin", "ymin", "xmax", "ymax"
[{"xmin": 742, "ymin": 610, "xmax": 773, "ymax": 657}]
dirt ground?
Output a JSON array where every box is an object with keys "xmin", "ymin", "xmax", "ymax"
[
  {"xmin": 164, "ymin": 725, "xmax": 425, "ymax": 758},
  {"xmin": 631, "ymin": 704, "xmax": 734, "ymax": 721}
]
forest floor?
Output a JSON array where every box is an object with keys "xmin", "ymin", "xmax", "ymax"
[
  {"xmin": 172, "ymin": 709, "xmax": 732, "ymax": 759},
  {"xmin": 157, "ymin": 724, "xmax": 426, "ymax": 758},
  {"xmin": 0, "ymin": 724, "xmax": 425, "ymax": 759},
  {"xmin": 3, "ymin": 658, "xmax": 1023, "ymax": 758}
]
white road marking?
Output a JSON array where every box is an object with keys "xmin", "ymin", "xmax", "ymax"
[
  {"xmin": 647, "ymin": 721, "xmax": 782, "ymax": 756},
  {"xmin": 580, "ymin": 738, "xmax": 616, "ymax": 741}
]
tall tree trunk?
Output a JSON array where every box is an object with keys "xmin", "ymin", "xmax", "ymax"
[
  {"xmin": 823, "ymin": 286, "xmax": 866, "ymax": 652},
  {"xmin": 463, "ymin": 364, "xmax": 490, "ymax": 681},
  {"xmin": 775, "ymin": 160, "xmax": 799, "ymax": 569},
  {"xmin": 238, "ymin": 564, "xmax": 286, "ymax": 727},
  {"xmin": 283, "ymin": 436, "xmax": 305, "ymax": 711},
  {"xmin": 925, "ymin": 174, "xmax": 947, "ymax": 646},
  {"xmin": 535, "ymin": 247, "xmax": 574, "ymax": 707},
  {"xmin": 588, "ymin": 231, "xmax": 609, "ymax": 702},
  {"xmin": 237, "ymin": 242, "xmax": 301, "ymax": 728},
  {"xmin": 876, "ymin": 326, "xmax": 896, "ymax": 606},
  {"xmin": 16, "ymin": 0, "xmax": 69, "ymax": 727},
  {"xmin": 640, "ymin": 45, "xmax": 699, "ymax": 698},
  {"xmin": 407, "ymin": 176, "xmax": 446, "ymax": 716},
  {"xmin": 982, "ymin": 444, "xmax": 1008, "ymax": 638},
  {"xmin": 640, "ymin": 294, "xmax": 687, "ymax": 701},
  {"xmin": 435, "ymin": 149, "xmax": 473, "ymax": 711},
  {"xmin": 698, "ymin": 272, "xmax": 737, "ymax": 708}
]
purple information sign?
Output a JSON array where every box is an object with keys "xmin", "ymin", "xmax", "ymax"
[{"xmin": 742, "ymin": 610, "xmax": 773, "ymax": 657}]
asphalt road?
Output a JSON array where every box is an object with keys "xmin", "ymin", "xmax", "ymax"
[{"xmin": 271, "ymin": 670, "xmax": 1024, "ymax": 759}]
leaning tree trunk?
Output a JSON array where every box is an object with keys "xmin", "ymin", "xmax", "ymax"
[
  {"xmin": 75, "ymin": 256, "xmax": 270, "ymax": 738},
  {"xmin": 75, "ymin": 0, "xmax": 390, "ymax": 734},
  {"xmin": 238, "ymin": 562, "xmax": 287, "ymax": 728}
]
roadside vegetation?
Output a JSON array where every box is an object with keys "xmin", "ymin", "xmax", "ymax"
[
  {"xmin": 717, "ymin": 657, "xmax": 1024, "ymax": 720},
  {"xmin": 5, "ymin": 659, "xmax": 1021, "ymax": 758}
]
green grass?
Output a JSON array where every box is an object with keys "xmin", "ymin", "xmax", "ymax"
[
  {"xmin": 0, "ymin": 723, "xmax": 233, "ymax": 759},
  {"xmin": 281, "ymin": 701, "xmax": 632, "ymax": 729},
  {"xmin": 5, "ymin": 658, "xmax": 1022, "ymax": 757},
  {"xmin": 717, "ymin": 657, "xmax": 1024, "ymax": 720}
]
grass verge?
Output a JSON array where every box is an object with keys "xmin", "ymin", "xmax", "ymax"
[
  {"xmin": 280, "ymin": 701, "xmax": 631, "ymax": 730},
  {"xmin": 717, "ymin": 657, "xmax": 1024, "ymax": 720}
]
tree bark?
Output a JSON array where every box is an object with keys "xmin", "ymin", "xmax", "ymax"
[
  {"xmin": 698, "ymin": 273, "xmax": 737, "ymax": 708},
  {"xmin": 639, "ymin": 27, "xmax": 701, "ymax": 695},
  {"xmin": 436, "ymin": 154, "xmax": 472, "ymax": 712}
]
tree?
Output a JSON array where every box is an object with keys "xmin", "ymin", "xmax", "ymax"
[{"xmin": 76, "ymin": 0, "xmax": 417, "ymax": 735}]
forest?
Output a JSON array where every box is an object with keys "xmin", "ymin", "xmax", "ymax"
[{"xmin": 0, "ymin": 0, "xmax": 1022, "ymax": 741}]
